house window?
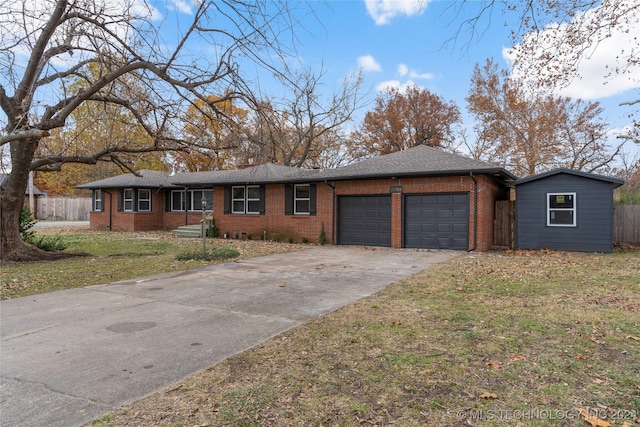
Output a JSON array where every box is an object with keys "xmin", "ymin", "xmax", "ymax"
[
  {"xmin": 138, "ymin": 189, "xmax": 151, "ymax": 212},
  {"xmin": 123, "ymin": 188, "xmax": 134, "ymax": 212},
  {"xmin": 171, "ymin": 189, "xmax": 213, "ymax": 211},
  {"xmin": 93, "ymin": 190, "xmax": 102, "ymax": 212},
  {"xmin": 294, "ymin": 184, "xmax": 310, "ymax": 214},
  {"xmin": 547, "ymin": 193, "xmax": 576, "ymax": 226},
  {"xmin": 232, "ymin": 185, "xmax": 261, "ymax": 214},
  {"xmin": 192, "ymin": 189, "xmax": 213, "ymax": 211},
  {"xmin": 171, "ymin": 191, "xmax": 185, "ymax": 211}
]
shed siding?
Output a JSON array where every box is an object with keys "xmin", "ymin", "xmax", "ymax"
[{"xmin": 516, "ymin": 174, "xmax": 615, "ymax": 252}]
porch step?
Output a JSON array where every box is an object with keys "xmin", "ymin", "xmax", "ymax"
[{"xmin": 171, "ymin": 224, "xmax": 205, "ymax": 238}]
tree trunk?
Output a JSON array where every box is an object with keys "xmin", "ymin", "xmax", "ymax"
[{"xmin": 0, "ymin": 137, "xmax": 67, "ymax": 262}]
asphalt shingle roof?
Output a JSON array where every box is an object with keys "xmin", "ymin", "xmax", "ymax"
[
  {"xmin": 314, "ymin": 145, "xmax": 517, "ymax": 181},
  {"xmin": 0, "ymin": 174, "xmax": 46, "ymax": 195},
  {"xmin": 512, "ymin": 168, "xmax": 624, "ymax": 187},
  {"xmin": 75, "ymin": 170, "xmax": 173, "ymax": 189},
  {"xmin": 77, "ymin": 145, "xmax": 516, "ymax": 189}
]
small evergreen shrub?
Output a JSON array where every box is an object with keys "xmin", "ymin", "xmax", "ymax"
[
  {"xmin": 301, "ymin": 237, "xmax": 309, "ymax": 244},
  {"xmin": 175, "ymin": 247, "xmax": 240, "ymax": 261},
  {"xmin": 318, "ymin": 222, "xmax": 326, "ymax": 245},
  {"xmin": 19, "ymin": 207, "xmax": 69, "ymax": 251},
  {"xmin": 19, "ymin": 207, "xmax": 36, "ymax": 242},
  {"xmin": 31, "ymin": 234, "xmax": 68, "ymax": 251}
]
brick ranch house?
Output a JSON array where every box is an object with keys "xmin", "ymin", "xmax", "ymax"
[{"xmin": 77, "ymin": 145, "xmax": 517, "ymax": 251}]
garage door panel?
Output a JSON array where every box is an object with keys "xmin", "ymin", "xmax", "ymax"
[
  {"xmin": 405, "ymin": 193, "xmax": 469, "ymax": 250},
  {"xmin": 339, "ymin": 196, "xmax": 391, "ymax": 247}
]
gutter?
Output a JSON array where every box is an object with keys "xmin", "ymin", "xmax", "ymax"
[
  {"xmin": 104, "ymin": 190, "xmax": 113, "ymax": 230},
  {"xmin": 468, "ymin": 172, "xmax": 477, "ymax": 252}
]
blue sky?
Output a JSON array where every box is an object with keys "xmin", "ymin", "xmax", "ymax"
[{"xmin": 247, "ymin": 0, "xmax": 640, "ymax": 161}]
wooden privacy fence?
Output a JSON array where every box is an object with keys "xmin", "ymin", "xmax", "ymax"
[
  {"xmin": 615, "ymin": 205, "xmax": 640, "ymax": 245},
  {"xmin": 36, "ymin": 196, "xmax": 91, "ymax": 221},
  {"xmin": 493, "ymin": 201, "xmax": 640, "ymax": 248},
  {"xmin": 493, "ymin": 200, "xmax": 515, "ymax": 248}
]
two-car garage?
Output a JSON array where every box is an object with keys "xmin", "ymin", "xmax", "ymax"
[{"xmin": 337, "ymin": 193, "xmax": 470, "ymax": 250}]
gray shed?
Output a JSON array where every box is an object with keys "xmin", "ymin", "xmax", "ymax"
[{"xmin": 513, "ymin": 168, "xmax": 624, "ymax": 253}]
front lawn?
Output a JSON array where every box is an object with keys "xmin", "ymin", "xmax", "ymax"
[
  {"xmin": 96, "ymin": 249, "xmax": 640, "ymax": 427},
  {"xmin": 1, "ymin": 228, "xmax": 299, "ymax": 300}
]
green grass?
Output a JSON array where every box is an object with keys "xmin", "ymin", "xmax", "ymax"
[
  {"xmin": 98, "ymin": 249, "xmax": 639, "ymax": 427},
  {"xmin": 1, "ymin": 229, "xmax": 298, "ymax": 300}
]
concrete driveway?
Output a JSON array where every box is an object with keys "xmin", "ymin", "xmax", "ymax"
[{"xmin": 1, "ymin": 246, "xmax": 458, "ymax": 427}]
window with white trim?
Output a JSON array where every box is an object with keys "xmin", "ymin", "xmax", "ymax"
[
  {"xmin": 232, "ymin": 185, "xmax": 260, "ymax": 214},
  {"xmin": 170, "ymin": 189, "xmax": 213, "ymax": 211},
  {"xmin": 547, "ymin": 193, "xmax": 576, "ymax": 226},
  {"xmin": 93, "ymin": 190, "xmax": 102, "ymax": 212},
  {"xmin": 294, "ymin": 184, "xmax": 310, "ymax": 214},
  {"xmin": 138, "ymin": 189, "xmax": 151, "ymax": 211},
  {"xmin": 123, "ymin": 188, "xmax": 134, "ymax": 211}
]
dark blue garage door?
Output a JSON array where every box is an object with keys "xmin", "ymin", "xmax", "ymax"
[
  {"xmin": 404, "ymin": 193, "xmax": 469, "ymax": 250},
  {"xmin": 338, "ymin": 195, "xmax": 391, "ymax": 247}
]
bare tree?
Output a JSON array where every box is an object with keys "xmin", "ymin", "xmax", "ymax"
[
  {"xmin": 445, "ymin": 0, "xmax": 639, "ymax": 142},
  {"xmin": 0, "ymin": 0, "xmax": 309, "ymax": 261},
  {"xmin": 240, "ymin": 67, "xmax": 363, "ymax": 168},
  {"xmin": 467, "ymin": 59, "xmax": 622, "ymax": 176}
]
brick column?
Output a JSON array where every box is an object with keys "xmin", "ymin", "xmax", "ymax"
[{"xmin": 391, "ymin": 192, "xmax": 403, "ymax": 248}]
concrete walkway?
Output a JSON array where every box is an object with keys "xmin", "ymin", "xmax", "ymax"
[{"xmin": 0, "ymin": 246, "xmax": 458, "ymax": 427}]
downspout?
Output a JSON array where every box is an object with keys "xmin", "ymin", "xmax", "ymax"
[
  {"xmin": 183, "ymin": 186, "xmax": 189, "ymax": 225},
  {"xmin": 104, "ymin": 191, "xmax": 113, "ymax": 230},
  {"xmin": 468, "ymin": 172, "xmax": 477, "ymax": 252},
  {"xmin": 325, "ymin": 181, "xmax": 336, "ymax": 244}
]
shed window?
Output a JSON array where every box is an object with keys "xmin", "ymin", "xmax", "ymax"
[{"xmin": 547, "ymin": 193, "xmax": 576, "ymax": 226}]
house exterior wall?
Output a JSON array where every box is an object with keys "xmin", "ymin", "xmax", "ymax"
[
  {"xmin": 212, "ymin": 183, "xmax": 334, "ymax": 243},
  {"xmin": 515, "ymin": 174, "xmax": 615, "ymax": 252},
  {"xmin": 332, "ymin": 175, "xmax": 506, "ymax": 251},
  {"xmin": 89, "ymin": 189, "xmax": 166, "ymax": 231},
  {"xmin": 87, "ymin": 174, "xmax": 507, "ymax": 251}
]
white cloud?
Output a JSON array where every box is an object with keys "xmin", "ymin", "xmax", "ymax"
[
  {"xmin": 358, "ymin": 55, "xmax": 382, "ymax": 72},
  {"xmin": 168, "ymin": 0, "xmax": 193, "ymax": 15},
  {"xmin": 397, "ymin": 63, "xmax": 434, "ymax": 80},
  {"xmin": 504, "ymin": 2, "xmax": 640, "ymax": 100},
  {"xmin": 365, "ymin": 0, "xmax": 428, "ymax": 25},
  {"xmin": 376, "ymin": 79, "xmax": 419, "ymax": 93}
]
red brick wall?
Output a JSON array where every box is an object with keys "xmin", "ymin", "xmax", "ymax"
[
  {"xmin": 332, "ymin": 175, "xmax": 506, "ymax": 251},
  {"xmin": 212, "ymin": 183, "xmax": 334, "ymax": 243},
  {"xmin": 88, "ymin": 175, "xmax": 507, "ymax": 250}
]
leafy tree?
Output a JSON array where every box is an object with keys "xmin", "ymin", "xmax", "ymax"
[
  {"xmin": 0, "ymin": 0, "xmax": 308, "ymax": 261},
  {"xmin": 349, "ymin": 85, "xmax": 461, "ymax": 159},
  {"xmin": 466, "ymin": 59, "xmax": 622, "ymax": 176},
  {"xmin": 173, "ymin": 96, "xmax": 248, "ymax": 172}
]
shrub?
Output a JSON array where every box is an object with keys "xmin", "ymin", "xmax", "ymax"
[
  {"xmin": 318, "ymin": 222, "xmax": 326, "ymax": 245},
  {"xmin": 19, "ymin": 207, "xmax": 36, "ymax": 242},
  {"xmin": 175, "ymin": 247, "xmax": 240, "ymax": 261},
  {"xmin": 301, "ymin": 237, "xmax": 309, "ymax": 244},
  {"xmin": 30, "ymin": 234, "xmax": 68, "ymax": 251}
]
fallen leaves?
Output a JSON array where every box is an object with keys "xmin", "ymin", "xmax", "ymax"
[
  {"xmin": 575, "ymin": 407, "xmax": 611, "ymax": 427},
  {"xmin": 479, "ymin": 392, "xmax": 498, "ymax": 399},
  {"xmin": 485, "ymin": 360, "xmax": 501, "ymax": 370}
]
